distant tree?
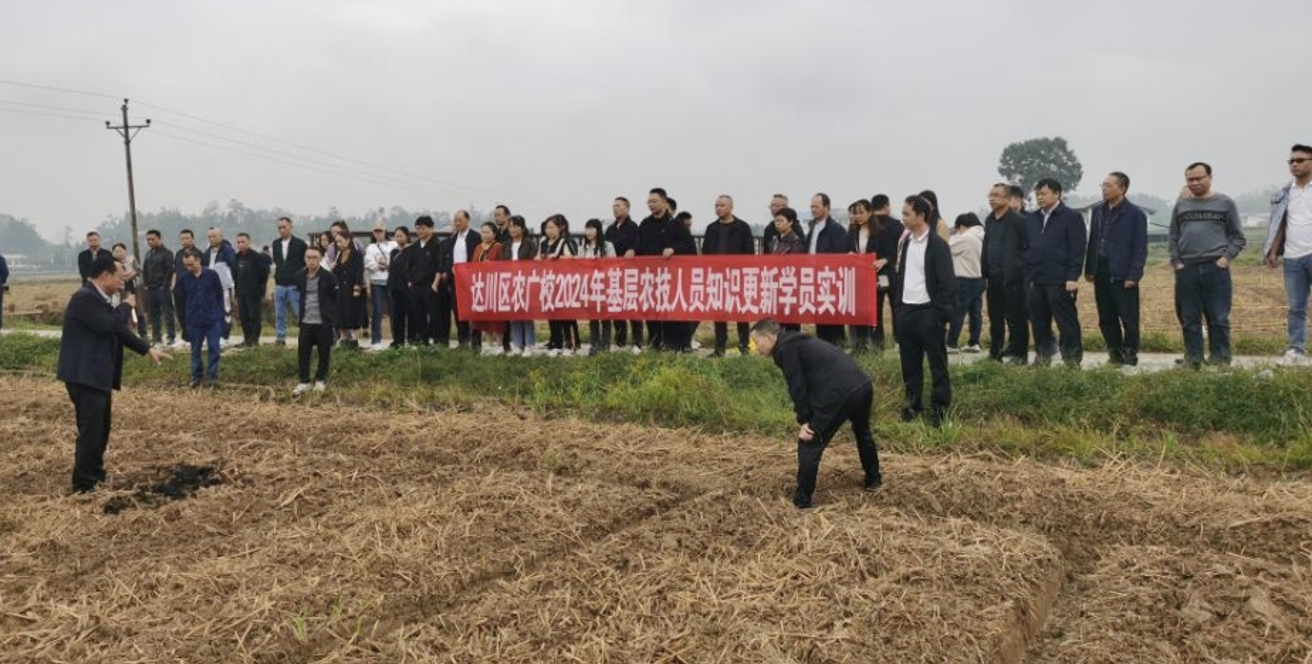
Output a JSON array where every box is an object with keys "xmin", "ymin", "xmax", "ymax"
[
  {"xmin": 0, "ymin": 215, "xmax": 55, "ymax": 257},
  {"xmin": 997, "ymin": 137, "xmax": 1083, "ymax": 198}
]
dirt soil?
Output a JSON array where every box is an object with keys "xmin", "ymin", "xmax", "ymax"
[{"xmin": 0, "ymin": 376, "xmax": 1308, "ymax": 663}]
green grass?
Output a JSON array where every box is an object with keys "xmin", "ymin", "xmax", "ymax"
[{"xmin": 5, "ymin": 333, "xmax": 1310, "ymax": 473}]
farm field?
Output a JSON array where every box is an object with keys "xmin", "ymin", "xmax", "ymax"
[{"xmin": 1, "ymin": 376, "xmax": 1309, "ymax": 663}]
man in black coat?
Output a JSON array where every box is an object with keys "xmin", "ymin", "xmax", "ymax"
[
  {"xmin": 605, "ymin": 196, "xmax": 642, "ymax": 349},
  {"xmin": 292, "ymin": 245, "xmax": 339, "ymax": 395},
  {"xmin": 233, "ymin": 232, "xmax": 271, "ymax": 348},
  {"xmin": 751, "ymin": 319, "xmax": 882, "ymax": 509},
  {"xmin": 436, "ymin": 209, "xmax": 482, "ymax": 348},
  {"xmin": 806, "ymin": 193, "xmax": 849, "ymax": 345},
  {"xmin": 271, "ymin": 217, "xmax": 308, "ymax": 346},
  {"xmin": 637, "ymin": 189, "xmax": 674, "ymax": 350},
  {"xmin": 893, "ymin": 195, "xmax": 956, "ymax": 427},
  {"xmin": 57, "ymin": 255, "xmax": 170, "ymax": 493},
  {"xmin": 408, "ymin": 216, "xmax": 444, "ymax": 345},
  {"xmin": 982, "ymin": 183, "xmax": 1031, "ymax": 364},
  {"xmin": 1085, "ymin": 172, "xmax": 1148, "ymax": 366},
  {"xmin": 77, "ymin": 231, "xmax": 107, "ymax": 285},
  {"xmin": 662, "ymin": 208, "xmax": 700, "ymax": 352},
  {"xmin": 1024, "ymin": 179, "xmax": 1088, "ymax": 367},
  {"xmin": 702, "ymin": 195, "xmax": 756, "ymax": 356}
]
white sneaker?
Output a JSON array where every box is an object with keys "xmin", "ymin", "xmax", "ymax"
[
  {"xmin": 313, "ymin": 381, "xmax": 326, "ymax": 392},
  {"xmin": 487, "ymin": 346, "xmax": 504, "ymax": 356},
  {"xmin": 292, "ymin": 383, "xmax": 311, "ymax": 397},
  {"xmin": 1279, "ymin": 349, "xmax": 1310, "ymax": 366},
  {"xmin": 963, "ymin": 344, "xmax": 982, "ymax": 354},
  {"xmin": 630, "ymin": 346, "xmax": 642, "ymax": 355},
  {"xmin": 947, "ymin": 346, "xmax": 961, "ymax": 355}
]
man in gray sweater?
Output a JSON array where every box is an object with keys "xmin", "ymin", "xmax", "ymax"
[{"xmin": 1169, "ymin": 162, "xmax": 1246, "ymax": 368}]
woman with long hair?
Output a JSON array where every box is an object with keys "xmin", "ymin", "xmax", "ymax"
[
  {"xmin": 331, "ymin": 232, "xmax": 366, "ymax": 349},
  {"xmin": 770, "ymin": 206, "xmax": 805, "ymax": 331},
  {"xmin": 471, "ymin": 222, "xmax": 505, "ymax": 355},
  {"xmin": 847, "ymin": 199, "xmax": 878, "ymax": 352},
  {"xmin": 578, "ymin": 218, "xmax": 616, "ymax": 355},
  {"xmin": 870, "ymin": 194, "xmax": 904, "ymax": 352},
  {"xmin": 502, "ymin": 215, "xmax": 538, "ymax": 356},
  {"xmin": 918, "ymin": 190, "xmax": 952, "ymax": 241},
  {"xmin": 539, "ymin": 214, "xmax": 580, "ymax": 356},
  {"xmin": 386, "ymin": 227, "xmax": 412, "ymax": 348}
]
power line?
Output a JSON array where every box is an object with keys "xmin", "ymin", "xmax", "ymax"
[
  {"xmin": 0, "ymin": 98, "xmax": 106, "ymax": 118},
  {"xmin": 0, "ymin": 107, "xmax": 104, "ymax": 123},
  {"xmin": 0, "ymin": 78, "xmax": 122, "ymax": 100}
]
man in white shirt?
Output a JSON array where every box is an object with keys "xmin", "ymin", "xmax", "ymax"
[
  {"xmin": 437, "ymin": 210, "xmax": 481, "ymax": 348},
  {"xmin": 1265, "ymin": 143, "xmax": 1312, "ymax": 365},
  {"xmin": 893, "ymin": 195, "xmax": 956, "ymax": 427},
  {"xmin": 364, "ymin": 220, "xmax": 396, "ymax": 348}
]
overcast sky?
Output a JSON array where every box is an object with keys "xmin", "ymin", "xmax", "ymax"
[{"xmin": 2, "ymin": 0, "xmax": 1308, "ymax": 239}]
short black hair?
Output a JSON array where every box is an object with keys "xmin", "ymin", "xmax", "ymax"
[
  {"xmin": 1186, "ymin": 162, "xmax": 1212, "ymax": 176},
  {"xmin": 454, "ymin": 209, "xmax": 470, "ymax": 222},
  {"xmin": 146, "ymin": 229, "xmax": 161, "ymax": 239},
  {"xmin": 751, "ymin": 319, "xmax": 782, "ymax": 336},
  {"xmin": 904, "ymin": 195, "xmax": 933, "ymax": 220},
  {"xmin": 870, "ymin": 194, "xmax": 890, "ymax": 210},
  {"xmin": 814, "ymin": 193, "xmax": 831, "ymax": 209},
  {"xmin": 180, "ymin": 247, "xmax": 203, "ymax": 261},
  {"xmin": 649, "ymin": 187, "xmax": 668, "ymax": 200},
  {"xmin": 1109, "ymin": 171, "xmax": 1130, "ymax": 191},
  {"xmin": 954, "ymin": 213, "xmax": 982, "ymax": 229},
  {"xmin": 277, "ymin": 216, "xmax": 292, "ymax": 224},
  {"xmin": 394, "ymin": 226, "xmax": 411, "ymax": 240},
  {"xmin": 775, "ymin": 207, "xmax": 798, "ymax": 224},
  {"xmin": 86, "ymin": 231, "xmax": 99, "ymax": 239},
  {"xmin": 848, "ymin": 199, "xmax": 873, "ymax": 214},
  {"xmin": 111, "ymin": 242, "xmax": 127, "ymax": 252},
  {"xmin": 87, "ymin": 254, "xmax": 118, "ymax": 279},
  {"xmin": 673, "ymin": 211, "xmax": 692, "ymax": 224},
  {"xmin": 304, "ymin": 244, "xmax": 323, "ymax": 256},
  {"xmin": 1008, "ymin": 185, "xmax": 1025, "ymax": 200},
  {"xmin": 236, "ymin": 232, "xmax": 251, "ymax": 241},
  {"xmin": 667, "ymin": 197, "xmax": 678, "ymax": 212},
  {"xmin": 494, "ymin": 204, "xmax": 511, "ymax": 216},
  {"xmin": 772, "ymin": 194, "xmax": 788, "ymax": 202},
  {"xmin": 614, "ymin": 196, "xmax": 630, "ymax": 206},
  {"xmin": 1293, "ymin": 144, "xmax": 1312, "ymax": 156},
  {"xmin": 179, "ymin": 229, "xmax": 194, "ymax": 238},
  {"xmin": 414, "ymin": 215, "xmax": 434, "ymax": 229},
  {"xmin": 1034, "ymin": 178, "xmax": 1063, "ymax": 194}
]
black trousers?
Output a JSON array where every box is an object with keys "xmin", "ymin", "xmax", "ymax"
[
  {"xmin": 713, "ymin": 322, "xmax": 749, "ymax": 354},
  {"xmin": 298, "ymin": 323, "xmax": 334, "ymax": 383},
  {"xmin": 662, "ymin": 321, "xmax": 695, "ymax": 351},
  {"xmin": 407, "ymin": 285, "xmax": 438, "ymax": 344},
  {"xmin": 614, "ymin": 320, "xmax": 643, "ymax": 347},
  {"xmin": 794, "ymin": 383, "xmax": 881, "ymax": 507},
  {"xmin": 436, "ymin": 281, "xmax": 470, "ymax": 346},
  {"xmin": 237, "ymin": 293, "xmax": 263, "ymax": 346},
  {"xmin": 388, "ymin": 286, "xmax": 408, "ymax": 346},
  {"xmin": 872, "ymin": 287, "xmax": 893, "ymax": 350},
  {"xmin": 985, "ymin": 273, "xmax": 1029, "ymax": 360},
  {"xmin": 1028, "ymin": 282, "xmax": 1083, "ymax": 364},
  {"xmin": 895, "ymin": 306, "xmax": 952, "ymax": 418},
  {"xmin": 1092, "ymin": 258, "xmax": 1140, "ymax": 361},
  {"xmin": 67, "ymin": 382, "xmax": 112, "ymax": 492},
  {"xmin": 645, "ymin": 320, "xmax": 664, "ymax": 350},
  {"xmin": 589, "ymin": 319, "xmax": 612, "ymax": 351},
  {"xmin": 173, "ymin": 290, "xmax": 188, "ymax": 342},
  {"xmin": 816, "ymin": 325, "xmax": 845, "ymax": 346},
  {"xmin": 144, "ymin": 286, "xmax": 176, "ymax": 343}
]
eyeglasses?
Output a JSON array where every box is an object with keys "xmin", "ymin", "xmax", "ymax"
[{"xmin": 1290, "ymin": 158, "xmax": 1311, "ymax": 165}]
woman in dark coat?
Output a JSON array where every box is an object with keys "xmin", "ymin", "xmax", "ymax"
[{"xmin": 331, "ymin": 232, "xmax": 366, "ymax": 348}]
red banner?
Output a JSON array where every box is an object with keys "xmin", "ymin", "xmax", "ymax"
[{"xmin": 454, "ymin": 254, "xmax": 878, "ymax": 324}]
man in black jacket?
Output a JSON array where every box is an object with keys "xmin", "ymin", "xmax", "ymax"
[
  {"xmin": 893, "ymin": 195, "xmax": 956, "ymax": 427},
  {"xmin": 141, "ymin": 229, "xmax": 177, "ymax": 347},
  {"xmin": 637, "ymin": 188, "xmax": 675, "ymax": 350},
  {"xmin": 1025, "ymin": 179, "xmax": 1088, "ymax": 367},
  {"xmin": 408, "ymin": 216, "xmax": 443, "ymax": 345},
  {"xmin": 1085, "ymin": 172, "xmax": 1148, "ymax": 366},
  {"xmin": 982, "ymin": 183, "xmax": 1031, "ymax": 364},
  {"xmin": 605, "ymin": 196, "xmax": 642, "ymax": 349},
  {"xmin": 703, "ymin": 195, "xmax": 755, "ymax": 356},
  {"xmin": 807, "ymin": 193, "xmax": 849, "ymax": 345},
  {"xmin": 751, "ymin": 319, "xmax": 882, "ymax": 509},
  {"xmin": 662, "ymin": 206, "xmax": 700, "ymax": 352},
  {"xmin": 293, "ymin": 245, "xmax": 338, "ymax": 396},
  {"xmin": 233, "ymin": 233, "xmax": 271, "ymax": 348},
  {"xmin": 77, "ymin": 231, "xmax": 107, "ymax": 285},
  {"xmin": 58, "ymin": 255, "xmax": 170, "ymax": 493},
  {"xmin": 271, "ymin": 217, "xmax": 308, "ymax": 346},
  {"xmin": 436, "ymin": 209, "xmax": 481, "ymax": 348}
]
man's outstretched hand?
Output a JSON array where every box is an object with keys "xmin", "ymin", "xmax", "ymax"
[
  {"xmin": 147, "ymin": 348, "xmax": 172, "ymax": 366},
  {"xmin": 798, "ymin": 423, "xmax": 816, "ymax": 442}
]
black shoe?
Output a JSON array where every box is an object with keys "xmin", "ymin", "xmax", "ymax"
[
  {"xmin": 1122, "ymin": 350, "xmax": 1139, "ymax": 366},
  {"xmin": 190, "ymin": 379, "xmax": 201, "ymax": 389},
  {"xmin": 1005, "ymin": 356, "xmax": 1029, "ymax": 366},
  {"xmin": 930, "ymin": 410, "xmax": 944, "ymax": 429},
  {"xmin": 275, "ymin": 339, "xmax": 286, "ymax": 346},
  {"xmin": 900, "ymin": 408, "xmax": 919, "ymax": 423},
  {"xmin": 793, "ymin": 496, "xmax": 813, "ymax": 509},
  {"xmin": 711, "ymin": 348, "xmax": 726, "ymax": 358},
  {"xmin": 863, "ymin": 475, "xmax": 883, "ymax": 492}
]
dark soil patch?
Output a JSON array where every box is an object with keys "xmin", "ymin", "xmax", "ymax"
[{"xmin": 102, "ymin": 464, "xmax": 224, "ymax": 514}]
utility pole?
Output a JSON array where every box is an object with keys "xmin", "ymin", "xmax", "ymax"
[{"xmin": 106, "ymin": 99, "xmax": 150, "ymax": 264}]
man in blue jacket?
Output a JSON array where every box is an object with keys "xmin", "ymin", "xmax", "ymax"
[
  {"xmin": 178, "ymin": 248, "xmax": 226, "ymax": 388},
  {"xmin": 1025, "ymin": 179, "xmax": 1088, "ymax": 367},
  {"xmin": 58, "ymin": 255, "xmax": 170, "ymax": 492},
  {"xmin": 1085, "ymin": 172, "xmax": 1148, "ymax": 366}
]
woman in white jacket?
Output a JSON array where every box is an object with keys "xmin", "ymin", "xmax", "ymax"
[{"xmin": 948, "ymin": 213, "xmax": 986, "ymax": 353}]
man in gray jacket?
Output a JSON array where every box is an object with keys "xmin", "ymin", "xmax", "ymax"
[{"xmin": 1169, "ymin": 162, "xmax": 1246, "ymax": 368}]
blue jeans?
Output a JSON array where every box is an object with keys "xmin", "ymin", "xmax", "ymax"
[
  {"xmin": 370, "ymin": 283, "xmax": 390, "ymax": 345},
  {"xmin": 274, "ymin": 284, "xmax": 300, "ymax": 341},
  {"xmin": 1286, "ymin": 253, "xmax": 1312, "ymax": 353},
  {"xmin": 1175, "ymin": 261, "xmax": 1232, "ymax": 365},
  {"xmin": 509, "ymin": 321, "xmax": 536, "ymax": 349},
  {"xmin": 187, "ymin": 322, "xmax": 223, "ymax": 382},
  {"xmin": 948, "ymin": 277, "xmax": 986, "ymax": 347}
]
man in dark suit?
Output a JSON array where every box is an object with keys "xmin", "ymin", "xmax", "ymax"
[
  {"xmin": 751, "ymin": 318, "xmax": 882, "ymax": 509},
  {"xmin": 57, "ymin": 255, "xmax": 170, "ymax": 493},
  {"xmin": 1025, "ymin": 178, "xmax": 1088, "ymax": 367},
  {"xmin": 982, "ymin": 183, "xmax": 1031, "ymax": 364},
  {"xmin": 637, "ymin": 188, "xmax": 675, "ymax": 350},
  {"xmin": 234, "ymin": 232, "xmax": 272, "ymax": 348},
  {"xmin": 893, "ymin": 195, "xmax": 956, "ymax": 427},
  {"xmin": 77, "ymin": 231, "xmax": 107, "ymax": 284},
  {"xmin": 1085, "ymin": 172, "xmax": 1148, "ymax": 366},
  {"xmin": 661, "ymin": 206, "xmax": 700, "ymax": 352},
  {"xmin": 702, "ymin": 195, "xmax": 756, "ymax": 356},
  {"xmin": 408, "ymin": 216, "xmax": 443, "ymax": 345},
  {"xmin": 605, "ymin": 196, "xmax": 642, "ymax": 349},
  {"xmin": 271, "ymin": 217, "xmax": 308, "ymax": 346},
  {"xmin": 807, "ymin": 193, "xmax": 849, "ymax": 345},
  {"xmin": 436, "ymin": 209, "xmax": 481, "ymax": 348}
]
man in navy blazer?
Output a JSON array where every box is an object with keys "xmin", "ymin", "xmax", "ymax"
[
  {"xmin": 436, "ymin": 209, "xmax": 481, "ymax": 348},
  {"xmin": 1084, "ymin": 172, "xmax": 1148, "ymax": 366},
  {"xmin": 1024, "ymin": 179, "xmax": 1088, "ymax": 367},
  {"xmin": 57, "ymin": 255, "xmax": 169, "ymax": 493},
  {"xmin": 807, "ymin": 193, "xmax": 849, "ymax": 345}
]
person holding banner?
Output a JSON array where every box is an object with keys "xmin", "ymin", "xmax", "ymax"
[
  {"xmin": 637, "ymin": 189, "xmax": 675, "ymax": 350},
  {"xmin": 579, "ymin": 218, "xmax": 616, "ymax": 355},
  {"xmin": 770, "ymin": 206, "xmax": 806, "ymax": 332},
  {"xmin": 750, "ymin": 318, "xmax": 882, "ymax": 509},
  {"xmin": 470, "ymin": 222, "xmax": 506, "ymax": 355},
  {"xmin": 807, "ymin": 193, "xmax": 849, "ymax": 346},
  {"xmin": 605, "ymin": 197, "xmax": 642, "ymax": 350},
  {"xmin": 502, "ymin": 215, "xmax": 539, "ymax": 356},
  {"xmin": 661, "ymin": 200, "xmax": 700, "ymax": 353},
  {"xmin": 702, "ymin": 195, "xmax": 755, "ymax": 357},
  {"xmin": 540, "ymin": 215, "xmax": 580, "ymax": 356},
  {"xmin": 847, "ymin": 199, "xmax": 879, "ymax": 352}
]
